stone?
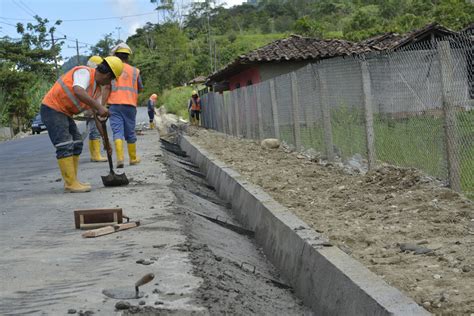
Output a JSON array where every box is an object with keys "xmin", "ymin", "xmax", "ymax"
[
  {"xmin": 422, "ymin": 301, "xmax": 431, "ymax": 309},
  {"xmin": 67, "ymin": 309, "xmax": 77, "ymax": 314},
  {"xmin": 433, "ymin": 274, "xmax": 442, "ymax": 279},
  {"xmin": 139, "ymin": 300, "xmax": 146, "ymax": 305},
  {"xmin": 261, "ymin": 138, "xmax": 280, "ymax": 149},
  {"xmin": 115, "ymin": 301, "xmax": 131, "ymax": 310},
  {"xmin": 215, "ymin": 255, "xmax": 223, "ymax": 262},
  {"xmin": 155, "ymin": 301, "xmax": 164, "ymax": 305},
  {"xmin": 462, "ymin": 265, "xmax": 471, "ymax": 273}
]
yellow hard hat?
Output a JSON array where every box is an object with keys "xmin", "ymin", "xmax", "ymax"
[
  {"xmin": 112, "ymin": 43, "xmax": 132, "ymax": 55},
  {"xmin": 87, "ymin": 55, "xmax": 103, "ymax": 68},
  {"xmin": 192, "ymin": 90, "xmax": 198, "ymax": 95},
  {"xmin": 103, "ymin": 56, "xmax": 124, "ymax": 78}
]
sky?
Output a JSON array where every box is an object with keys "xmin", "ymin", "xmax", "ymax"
[{"xmin": 0, "ymin": 0, "xmax": 246, "ymax": 61}]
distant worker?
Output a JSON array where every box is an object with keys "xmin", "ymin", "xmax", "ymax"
[
  {"xmin": 188, "ymin": 90, "xmax": 201, "ymax": 126},
  {"xmin": 84, "ymin": 55, "xmax": 107, "ymax": 162},
  {"xmin": 41, "ymin": 56, "xmax": 123, "ymax": 193},
  {"xmin": 103, "ymin": 43, "xmax": 143, "ymax": 168},
  {"xmin": 147, "ymin": 93, "xmax": 158, "ymax": 129}
]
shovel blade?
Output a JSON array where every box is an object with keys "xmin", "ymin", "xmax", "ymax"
[{"xmin": 101, "ymin": 171, "xmax": 129, "ymax": 187}]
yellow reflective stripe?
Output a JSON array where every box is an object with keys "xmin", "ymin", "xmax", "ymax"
[
  {"xmin": 57, "ymin": 79, "xmax": 83, "ymax": 113},
  {"xmin": 131, "ymin": 67, "xmax": 137, "ymax": 90}
]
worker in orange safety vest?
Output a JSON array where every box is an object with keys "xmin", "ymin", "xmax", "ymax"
[
  {"xmin": 188, "ymin": 90, "xmax": 201, "ymax": 126},
  {"xmin": 41, "ymin": 56, "xmax": 124, "ymax": 193},
  {"xmin": 102, "ymin": 43, "xmax": 143, "ymax": 168}
]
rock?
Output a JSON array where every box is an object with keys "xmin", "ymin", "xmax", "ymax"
[
  {"xmin": 422, "ymin": 301, "xmax": 431, "ymax": 309},
  {"xmin": 115, "ymin": 301, "xmax": 131, "ymax": 310},
  {"xmin": 433, "ymin": 274, "xmax": 442, "ymax": 279},
  {"xmin": 136, "ymin": 259, "xmax": 145, "ymax": 264},
  {"xmin": 152, "ymin": 244, "xmax": 166, "ymax": 249},
  {"xmin": 67, "ymin": 309, "xmax": 77, "ymax": 314},
  {"xmin": 261, "ymin": 138, "xmax": 280, "ymax": 149},
  {"xmin": 224, "ymin": 270, "xmax": 233, "ymax": 278},
  {"xmin": 129, "ymin": 306, "xmax": 140, "ymax": 313},
  {"xmin": 155, "ymin": 301, "xmax": 164, "ymax": 305},
  {"xmin": 166, "ymin": 292, "xmax": 175, "ymax": 296},
  {"xmin": 296, "ymin": 154, "xmax": 305, "ymax": 159},
  {"xmin": 462, "ymin": 265, "xmax": 471, "ymax": 273},
  {"xmin": 215, "ymin": 255, "xmax": 223, "ymax": 262},
  {"xmin": 399, "ymin": 243, "xmax": 432, "ymax": 255},
  {"xmin": 152, "ymin": 289, "xmax": 160, "ymax": 294},
  {"xmin": 139, "ymin": 300, "xmax": 146, "ymax": 305},
  {"xmin": 140, "ymin": 260, "xmax": 153, "ymax": 265}
]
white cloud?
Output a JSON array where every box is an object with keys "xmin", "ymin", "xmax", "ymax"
[{"xmin": 109, "ymin": 0, "xmax": 149, "ymax": 38}]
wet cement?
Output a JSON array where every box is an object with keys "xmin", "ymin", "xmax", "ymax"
[{"xmin": 124, "ymin": 139, "xmax": 312, "ymax": 315}]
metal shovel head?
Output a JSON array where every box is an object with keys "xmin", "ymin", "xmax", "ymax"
[{"xmin": 101, "ymin": 171, "xmax": 129, "ymax": 187}]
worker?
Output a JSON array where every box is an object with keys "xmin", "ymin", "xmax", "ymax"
[
  {"xmin": 147, "ymin": 93, "xmax": 158, "ymax": 129},
  {"xmin": 85, "ymin": 55, "xmax": 107, "ymax": 162},
  {"xmin": 41, "ymin": 56, "xmax": 123, "ymax": 193},
  {"xmin": 102, "ymin": 43, "xmax": 143, "ymax": 168},
  {"xmin": 188, "ymin": 90, "xmax": 201, "ymax": 126}
]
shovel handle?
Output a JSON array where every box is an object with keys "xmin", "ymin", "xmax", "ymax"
[
  {"xmin": 135, "ymin": 273, "xmax": 155, "ymax": 293},
  {"xmin": 94, "ymin": 114, "xmax": 114, "ymax": 173}
]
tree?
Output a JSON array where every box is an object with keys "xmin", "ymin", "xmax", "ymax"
[{"xmin": 90, "ymin": 33, "xmax": 119, "ymax": 56}]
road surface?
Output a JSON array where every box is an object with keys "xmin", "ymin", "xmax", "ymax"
[{"xmin": 0, "ymin": 108, "xmax": 310, "ymax": 315}]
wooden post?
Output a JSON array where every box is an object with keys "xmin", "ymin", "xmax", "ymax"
[
  {"xmin": 243, "ymin": 87, "xmax": 252, "ymax": 138},
  {"xmin": 234, "ymin": 90, "xmax": 241, "ymax": 137},
  {"xmin": 227, "ymin": 93, "xmax": 234, "ymax": 136},
  {"xmin": 270, "ymin": 79, "xmax": 280, "ymax": 138},
  {"xmin": 316, "ymin": 66, "xmax": 335, "ymax": 162},
  {"xmin": 256, "ymin": 84, "xmax": 264, "ymax": 140},
  {"xmin": 290, "ymin": 73, "xmax": 302, "ymax": 150},
  {"xmin": 361, "ymin": 60, "xmax": 377, "ymax": 169},
  {"xmin": 220, "ymin": 93, "xmax": 227, "ymax": 134},
  {"xmin": 438, "ymin": 41, "xmax": 461, "ymax": 192}
]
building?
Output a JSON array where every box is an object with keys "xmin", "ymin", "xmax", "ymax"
[{"xmin": 206, "ymin": 23, "xmax": 461, "ymax": 93}]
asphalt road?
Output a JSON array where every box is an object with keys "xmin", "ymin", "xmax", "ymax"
[
  {"xmin": 0, "ymin": 108, "xmax": 204, "ymax": 315},
  {"xmin": 0, "ymin": 107, "xmax": 309, "ymax": 315}
]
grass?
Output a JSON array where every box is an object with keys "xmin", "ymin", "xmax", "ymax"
[
  {"xmin": 274, "ymin": 105, "xmax": 473, "ymax": 198},
  {"xmin": 157, "ymin": 86, "xmax": 195, "ymax": 119}
]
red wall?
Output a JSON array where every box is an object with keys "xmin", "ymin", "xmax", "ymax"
[{"xmin": 228, "ymin": 67, "xmax": 260, "ymax": 91}]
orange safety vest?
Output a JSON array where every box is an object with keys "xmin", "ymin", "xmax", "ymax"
[
  {"xmin": 42, "ymin": 66, "xmax": 98, "ymax": 117},
  {"xmin": 191, "ymin": 97, "xmax": 201, "ymax": 111},
  {"xmin": 107, "ymin": 63, "xmax": 140, "ymax": 106}
]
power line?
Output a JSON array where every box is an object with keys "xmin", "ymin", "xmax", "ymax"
[
  {"xmin": 18, "ymin": 0, "xmax": 38, "ymax": 16},
  {"xmin": 11, "ymin": 0, "xmax": 35, "ymax": 18},
  {"xmin": 0, "ymin": 20, "xmax": 17, "ymax": 27},
  {"xmin": 0, "ymin": 11, "xmax": 156, "ymax": 23}
]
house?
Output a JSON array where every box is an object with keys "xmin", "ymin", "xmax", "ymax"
[
  {"xmin": 206, "ymin": 36, "xmax": 374, "ymax": 92},
  {"xmin": 207, "ymin": 23, "xmax": 461, "ymax": 93}
]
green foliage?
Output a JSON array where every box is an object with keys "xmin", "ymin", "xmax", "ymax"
[
  {"xmin": 0, "ymin": 16, "xmax": 60, "ymax": 130},
  {"xmin": 90, "ymin": 33, "xmax": 120, "ymax": 57},
  {"xmin": 157, "ymin": 86, "xmax": 194, "ymax": 119}
]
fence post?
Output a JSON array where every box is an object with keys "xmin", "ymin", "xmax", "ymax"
[
  {"xmin": 290, "ymin": 72, "xmax": 302, "ymax": 151},
  {"xmin": 360, "ymin": 60, "xmax": 377, "ymax": 169},
  {"xmin": 243, "ymin": 87, "xmax": 252, "ymax": 138},
  {"xmin": 438, "ymin": 41, "xmax": 461, "ymax": 192},
  {"xmin": 256, "ymin": 85, "xmax": 264, "ymax": 140},
  {"xmin": 316, "ymin": 66, "xmax": 335, "ymax": 162},
  {"xmin": 220, "ymin": 93, "xmax": 226, "ymax": 134},
  {"xmin": 269, "ymin": 79, "xmax": 280, "ymax": 138},
  {"xmin": 227, "ymin": 93, "xmax": 234, "ymax": 136},
  {"xmin": 234, "ymin": 90, "xmax": 241, "ymax": 137}
]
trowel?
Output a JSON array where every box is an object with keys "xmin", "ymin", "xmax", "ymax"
[{"xmin": 102, "ymin": 273, "xmax": 155, "ymax": 299}]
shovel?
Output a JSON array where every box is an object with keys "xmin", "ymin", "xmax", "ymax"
[{"xmin": 94, "ymin": 114, "xmax": 129, "ymax": 187}]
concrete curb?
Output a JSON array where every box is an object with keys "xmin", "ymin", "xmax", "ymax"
[{"xmin": 180, "ymin": 135, "xmax": 430, "ymax": 316}]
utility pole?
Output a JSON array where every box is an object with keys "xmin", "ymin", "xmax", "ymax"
[
  {"xmin": 68, "ymin": 39, "xmax": 87, "ymax": 66},
  {"xmin": 48, "ymin": 31, "xmax": 66, "ymax": 78},
  {"xmin": 115, "ymin": 27, "xmax": 122, "ymax": 41}
]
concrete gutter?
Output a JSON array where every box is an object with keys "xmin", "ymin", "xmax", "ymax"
[{"xmin": 180, "ymin": 135, "xmax": 430, "ymax": 316}]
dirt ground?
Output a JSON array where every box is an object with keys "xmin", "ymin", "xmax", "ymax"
[{"xmin": 188, "ymin": 127, "xmax": 474, "ymax": 315}]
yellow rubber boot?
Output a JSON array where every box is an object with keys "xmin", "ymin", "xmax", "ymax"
[
  {"xmin": 150, "ymin": 122, "xmax": 155, "ymax": 129},
  {"xmin": 90, "ymin": 139, "xmax": 107, "ymax": 162},
  {"xmin": 58, "ymin": 156, "xmax": 91, "ymax": 193},
  {"xmin": 73, "ymin": 155, "xmax": 91, "ymax": 186},
  {"xmin": 128, "ymin": 142, "xmax": 141, "ymax": 165},
  {"xmin": 115, "ymin": 139, "xmax": 125, "ymax": 168}
]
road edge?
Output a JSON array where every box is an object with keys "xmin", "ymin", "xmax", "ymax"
[{"xmin": 180, "ymin": 134, "xmax": 430, "ymax": 316}]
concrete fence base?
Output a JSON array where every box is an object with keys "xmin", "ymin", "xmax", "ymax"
[{"xmin": 180, "ymin": 135, "xmax": 429, "ymax": 316}]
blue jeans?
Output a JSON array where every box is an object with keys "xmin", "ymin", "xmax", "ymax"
[
  {"xmin": 41, "ymin": 104, "xmax": 83, "ymax": 159},
  {"xmin": 109, "ymin": 104, "xmax": 137, "ymax": 143},
  {"xmin": 148, "ymin": 110, "xmax": 155, "ymax": 123},
  {"xmin": 86, "ymin": 118, "xmax": 100, "ymax": 140}
]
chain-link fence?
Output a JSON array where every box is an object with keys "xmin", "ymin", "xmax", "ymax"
[{"xmin": 201, "ymin": 33, "xmax": 474, "ymax": 199}]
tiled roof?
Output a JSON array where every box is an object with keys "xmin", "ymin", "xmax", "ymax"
[
  {"xmin": 207, "ymin": 23, "xmax": 460, "ymax": 83},
  {"xmin": 360, "ymin": 22, "xmax": 458, "ymax": 50}
]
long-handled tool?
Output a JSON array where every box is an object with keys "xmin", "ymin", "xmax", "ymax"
[
  {"xmin": 102, "ymin": 273, "xmax": 155, "ymax": 299},
  {"xmin": 94, "ymin": 114, "xmax": 129, "ymax": 187}
]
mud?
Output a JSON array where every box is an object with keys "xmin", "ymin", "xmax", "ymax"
[{"xmin": 188, "ymin": 127, "xmax": 474, "ymax": 315}]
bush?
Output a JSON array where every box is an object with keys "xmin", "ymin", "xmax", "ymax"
[{"xmin": 157, "ymin": 86, "xmax": 194, "ymax": 119}]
